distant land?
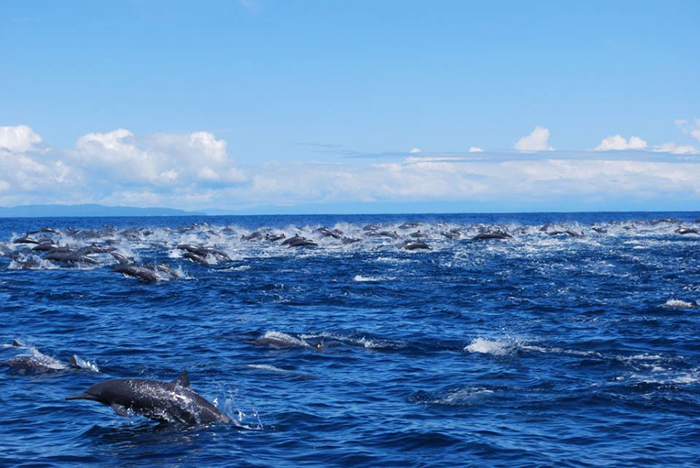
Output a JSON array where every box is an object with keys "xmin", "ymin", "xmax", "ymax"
[{"xmin": 0, "ymin": 204, "xmax": 206, "ymax": 218}]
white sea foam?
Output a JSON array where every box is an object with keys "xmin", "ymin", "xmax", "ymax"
[
  {"xmin": 260, "ymin": 331, "xmax": 312, "ymax": 348},
  {"xmin": 465, "ymin": 338, "xmax": 511, "ymax": 356},
  {"xmin": 24, "ymin": 346, "xmax": 66, "ymax": 370},
  {"xmin": 70, "ymin": 354, "xmax": 100, "ymax": 372},
  {"xmin": 299, "ymin": 331, "xmax": 407, "ymax": 350},
  {"xmin": 663, "ymin": 299, "xmax": 697, "ymax": 309},
  {"xmin": 247, "ymin": 364, "xmax": 288, "ymax": 373},
  {"xmin": 419, "ymin": 387, "xmax": 495, "ymax": 406},
  {"xmin": 353, "ymin": 275, "xmax": 394, "ymax": 282}
]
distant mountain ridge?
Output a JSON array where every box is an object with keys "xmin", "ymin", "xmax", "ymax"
[{"xmin": 0, "ymin": 204, "xmax": 205, "ymax": 218}]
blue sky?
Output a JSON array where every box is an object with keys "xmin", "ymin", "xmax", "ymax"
[{"xmin": 1, "ymin": 1, "xmax": 699, "ymax": 213}]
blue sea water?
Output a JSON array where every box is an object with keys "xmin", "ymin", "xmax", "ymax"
[{"xmin": 0, "ymin": 212, "xmax": 699, "ymax": 467}]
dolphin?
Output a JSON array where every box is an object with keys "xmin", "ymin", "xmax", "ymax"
[
  {"xmin": 113, "ymin": 264, "xmax": 180, "ymax": 282},
  {"xmin": 13, "ymin": 236, "xmax": 40, "ymax": 245},
  {"xmin": 408, "ymin": 231, "xmax": 428, "ymax": 239},
  {"xmin": 366, "ymin": 230, "xmax": 400, "ymax": 240},
  {"xmin": 45, "ymin": 249, "xmax": 99, "ymax": 265},
  {"xmin": 1, "ymin": 355, "xmax": 66, "ymax": 374},
  {"xmin": 281, "ymin": 236, "xmax": 317, "ymax": 248},
  {"xmin": 265, "ymin": 233, "xmax": 286, "ymax": 242},
  {"xmin": 547, "ymin": 230, "xmax": 583, "ymax": 237},
  {"xmin": 178, "ymin": 244, "xmax": 230, "ymax": 262},
  {"xmin": 113, "ymin": 265, "xmax": 160, "ymax": 283},
  {"xmin": 471, "ymin": 232, "xmax": 513, "ymax": 241},
  {"xmin": 241, "ymin": 231, "xmax": 265, "ymax": 241},
  {"xmin": 442, "ymin": 229, "xmax": 461, "ymax": 240},
  {"xmin": 66, "ymin": 370, "xmax": 231, "ymax": 425},
  {"xmin": 402, "ymin": 241, "xmax": 431, "ymax": 250},
  {"xmin": 316, "ymin": 227, "xmax": 343, "ymax": 239},
  {"xmin": 32, "ymin": 242, "xmax": 59, "ymax": 252}
]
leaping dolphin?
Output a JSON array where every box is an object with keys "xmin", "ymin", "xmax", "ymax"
[{"xmin": 66, "ymin": 370, "xmax": 231, "ymax": 425}]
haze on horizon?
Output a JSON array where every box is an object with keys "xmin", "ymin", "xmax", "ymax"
[{"xmin": 1, "ymin": 0, "xmax": 699, "ymax": 214}]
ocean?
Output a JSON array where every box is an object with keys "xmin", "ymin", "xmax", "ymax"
[{"xmin": 1, "ymin": 212, "xmax": 699, "ymax": 467}]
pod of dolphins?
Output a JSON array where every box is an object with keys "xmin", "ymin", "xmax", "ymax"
[
  {"xmin": 2, "ymin": 218, "xmax": 698, "ymax": 283},
  {"xmin": 2, "ymin": 217, "xmax": 699, "ymax": 426}
]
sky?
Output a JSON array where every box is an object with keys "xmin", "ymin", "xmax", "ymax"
[{"xmin": 1, "ymin": 0, "xmax": 699, "ymax": 213}]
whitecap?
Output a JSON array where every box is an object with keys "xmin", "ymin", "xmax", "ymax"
[
  {"xmin": 353, "ymin": 275, "xmax": 394, "ymax": 282},
  {"xmin": 70, "ymin": 354, "xmax": 100, "ymax": 372},
  {"xmin": 465, "ymin": 338, "xmax": 512, "ymax": 356},
  {"xmin": 662, "ymin": 299, "xmax": 697, "ymax": 309},
  {"xmin": 246, "ymin": 364, "xmax": 288, "ymax": 373}
]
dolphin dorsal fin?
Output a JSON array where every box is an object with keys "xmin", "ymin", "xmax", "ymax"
[{"xmin": 174, "ymin": 370, "xmax": 190, "ymax": 387}]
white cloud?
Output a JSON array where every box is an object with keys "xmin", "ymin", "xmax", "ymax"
[
  {"xmin": 4, "ymin": 123, "xmax": 700, "ymax": 211},
  {"xmin": 219, "ymin": 156, "xmax": 700, "ymax": 211},
  {"xmin": 651, "ymin": 142, "xmax": 700, "ymax": 154},
  {"xmin": 469, "ymin": 146, "xmax": 484, "ymax": 153},
  {"xmin": 514, "ymin": 126, "xmax": 553, "ymax": 152},
  {"xmin": 0, "ymin": 125, "xmax": 79, "ymax": 205},
  {"xmin": 675, "ymin": 118, "xmax": 700, "ymax": 142},
  {"xmin": 594, "ymin": 135, "xmax": 647, "ymax": 151},
  {"xmin": 410, "ymin": 147, "xmax": 421, "ymax": 153},
  {"xmin": 73, "ymin": 128, "xmax": 246, "ymax": 186},
  {"xmin": 0, "ymin": 125, "xmax": 43, "ymax": 153}
]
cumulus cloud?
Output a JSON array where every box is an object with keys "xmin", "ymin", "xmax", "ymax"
[
  {"xmin": 594, "ymin": 135, "xmax": 647, "ymax": 151},
  {"xmin": 73, "ymin": 128, "xmax": 246, "ymax": 186},
  {"xmin": 410, "ymin": 147, "xmax": 421, "ymax": 153},
  {"xmin": 469, "ymin": 146, "xmax": 484, "ymax": 153},
  {"xmin": 514, "ymin": 126, "xmax": 553, "ymax": 152},
  {"xmin": 0, "ymin": 125, "xmax": 43, "ymax": 153},
  {"xmin": 0, "ymin": 125, "xmax": 78, "ymax": 206}
]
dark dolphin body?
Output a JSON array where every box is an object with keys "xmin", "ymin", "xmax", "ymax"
[
  {"xmin": 265, "ymin": 233, "xmax": 286, "ymax": 242},
  {"xmin": 316, "ymin": 227, "xmax": 343, "ymax": 239},
  {"xmin": 66, "ymin": 370, "xmax": 231, "ymax": 425},
  {"xmin": 472, "ymin": 232, "xmax": 513, "ymax": 241},
  {"xmin": 402, "ymin": 241, "xmax": 431, "ymax": 250},
  {"xmin": 0, "ymin": 355, "xmax": 64, "ymax": 374},
  {"xmin": 113, "ymin": 264, "xmax": 178, "ymax": 283},
  {"xmin": 367, "ymin": 231, "xmax": 400, "ymax": 240},
  {"xmin": 281, "ymin": 236, "xmax": 317, "ymax": 248},
  {"xmin": 442, "ymin": 229, "xmax": 461, "ymax": 240},
  {"xmin": 547, "ymin": 230, "xmax": 583, "ymax": 238},
  {"xmin": 45, "ymin": 249, "xmax": 99, "ymax": 265},
  {"xmin": 178, "ymin": 244, "xmax": 230, "ymax": 263}
]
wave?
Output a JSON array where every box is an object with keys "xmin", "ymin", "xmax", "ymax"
[
  {"xmin": 465, "ymin": 338, "xmax": 514, "ymax": 356},
  {"xmin": 662, "ymin": 299, "xmax": 697, "ymax": 309},
  {"xmin": 353, "ymin": 275, "xmax": 395, "ymax": 282},
  {"xmin": 409, "ymin": 387, "xmax": 495, "ymax": 406}
]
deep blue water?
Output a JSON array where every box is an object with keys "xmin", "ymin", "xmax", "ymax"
[{"xmin": 1, "ymin": 212, "xmax": 699, "ymax": 467}]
